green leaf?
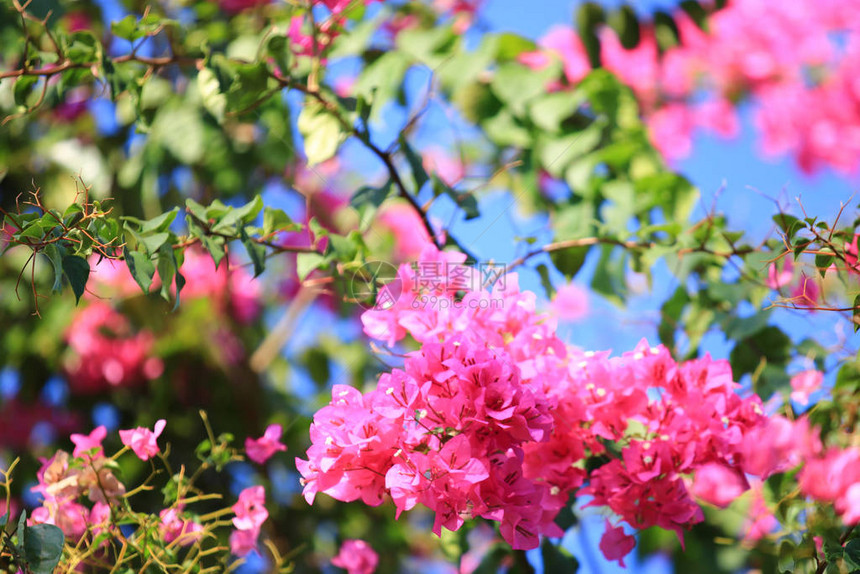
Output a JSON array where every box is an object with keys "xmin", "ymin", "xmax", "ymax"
[
  {"xmin": 354, "ymin": 51, "xmax": 411, "ymax": 120},
  {"xmin": 263, "ymin": 207, "xmax": 300, "ymax": 235},
  {"xmin": 854, "ymin": 294, "xmax": 860, "ymax": 333},
  {"xmin": 350, "ymin": 182, "xmax": 393, "ymax": 231},
  {"xmin": 42, "ymin": 244, "xmax": 65, "ymax": 293},
  {"xmin": 777, "ymin": 540, "xmax": 795, "ymax": 573},
  {"xmin": 538, "ymin": 124, "xmax": 603, "ymax": 178},
  {"xmin": 536, "ymin": 263, "xmax": 556, "ymax": 299},
  {"xmin": 16, "ymin": 511, "xmax": 27, "ymax": 552},
  {"xmin": 13, "ymin": 75, "xmax": 38, "ymax": 108},
  {"xmin": 607, "ymin": 5, "xmax": 640, "ymax": 49},
  {"xmin": 793, "ymin": 238, "xmax": 812, "ymax": 260},
  {"xmin": 296, "ymin": 252, "xmax": 326, "ymax": 281},
  {"xmin": 843, "ymin": 538, "xmax": 860, "ymax": 570},
  {"xmin": 551, "ymin": 245, "xmax": 589, "ymax": 280},
  {"xmin": 400, "ymin": 136, "xmax": 429, "ymax": 191},
  {"xmin": 490, "ymin": 62, "xmax": 547, "ymax": 116},
  {"xmin": 495, "ymin": 32, "xmax": 537, "ymax": 61},
  {"xmin": 186, "ymin": 198, "xmax": 209, "ymax": 222},
  {"xmin": 23, "ymin": 523, "xmax": 65, "ymax": 574},
  {"xmin": 266, "ymin": 35, "xmax": 290, "ymax": 76},
  {"xmin": 62, "ymin": 255, "xmax": 90, "ymax": 304},
  {"xmin": 730, "ymin": 326, "xmax": 792, "ymax": 397},
  {"xmin": 303, "ymin": 348, "xmax": 331, "ymax": 386},
  {"xmin": 65, "ymin": 31, "xmax": 101, "ymax": 64},
  {"xmin": 576, "ymin": 2, "xmax": 605, "ymax": 68},
  {"xmin": 654, "ymin": 11, "xmax": 681, "ymax": 51},
  {"xmin": 198, "ymin": 67, "xmax": 227, "ymax": 123},
  {"xmin": 213, "ymin": 196, "xmax": 264, "ymax": 232},
  {"xmin": 240, "ymin": 226, "xmax": 266, "ymax": 278},
  {"xmin": 434, "ymin": 176, "xmax": 479, "ymax": 220},
  {"xmin": 109, "ymin": 13, "xmax": 166, "ymax": 42},
  {"xmin": 297, "ymin": 102, "xmax": 343, "ymax": 166},
  {"xmin": 225, "ymin": 62, "xmax": 271, "ymax": 113},
  {"xmin": 110, "ymin": 15, "xmax": 139, "ymax": 41},
  {"xmin": 18, "ymin": 220, "xmax": 47, "ymax": 241},
  {"xmin": 680, "ymin": 0, "xmax": 709, "ymax": 31},
  {"xmin": 62, "ymin": 203, "xmax": 84, "ymax": 227},
  {"xmin": 472, "ymin": 545, "xmax": 510, "ymax": 574},
  {"xmin": 541, "ymin": 538, "xmax": 579, "ymax": 573},
  {"xmin": 553, "ymin": 496, "xmax": 578, "ymax": 531},
  {"xmin": 529, "ymin": 91, "xmax": 585, "ymax": 132},
  {"xmin": 591, "ymin": 245, "xmax": 627, "ymax": 305},
  {"xmin": 150, "ymin": 104, "xmax": 206, "ymax": 164},
  {"xmin": 131, "ymin": 230, "xmax": 170, "ymax": 256},
  {"xmin": 823, "ymin": 538, "xmax": 844, "ymax": 563},
  {"xmin": 186, "ymin": 217, "xmax": 227, "ymax": 269},
  {"xmin": 123, "ymin": 246, "xmax": 155, "ymax": 294},
  {"xmin": 327, "ymin": 233, "xmax": 356, "ymax": 261},
  {"xmin": 815, "ymin": 252, "xmax": 834, "ymax": 277},
  {"xmin": 136, "ymin": 208, "xmax": 179, "ymax": 234},
  {"xmin": 772, "ymin": 213, "xmax": 800, "ymax": 236},
  {"xmin": 156, "ymin": 245, "xmax": 184, "ymax": 310}
]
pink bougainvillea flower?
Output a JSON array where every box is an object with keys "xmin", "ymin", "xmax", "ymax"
[
  {"xmin": 230, "ymin": 486, "xmax": 268, "ymax": 556},
  {"xmin": 331, "ymin": 539, "xmax": 379, "ymax": 574},
  {"xmin": 64, "ymin": 302, "xmax": 163, "ymax": 395},
  {"xmin": 119, "ymin": 419, "xmax": 166, "ymax": 461},
  {"xmin": 791, "ymin": 273, "xmax": 820, "ymax": 309},
  {"xmin": 219, "ymin": 0, "xmax": 269, "ymax": 14},
  {"xmin": 598, "ymin": 520, "xmax": 636, "ymax": 567},
  {"xmin": 159, "ymin": 507, "xmax": 203, "ymax": 546},
  {"xmin": 70, "ymin": 425, "xmax": 107, "ymax": 459},
  {"xmin": 845, "ymin": 233, "xmax": 860, "ymax": 273},
  {"xmin": 550, "ymin": 282, "xmax": 589, "ymax": 321},
  {"xmin": 232, "ymin": 485, "xmax": 268, "ymax": 531},
  {"xmin": 766, "ymin": 257, "xmax": 794, "ymax": 289},
  {"xmin": 536, "ymin": 26, "xmax": 590, "ymax": 85},
  {"xmin": 647, "ymin": 103, "xmax": 695, "ymax": 160},
  {"xmin": 691, "ymin": 462, "xmax": 750, "ymax": 508},
  {"xmin": 790, "ymin": 369, "xmax": 824, "ymax": 405},
  {"xmin": 230, "ymin": 527, "xmax": 260, "ymax": 556},
  {"xmin": 422, "ymin": 147, "xmax": 465, "ymax": 187},
  {"xmin": 245, "ymin": 424, "xmax": 287, "ymax": 464},
  {"xmin": 743, "ymin": 482, "xmax": 777, "ymax": 541}
]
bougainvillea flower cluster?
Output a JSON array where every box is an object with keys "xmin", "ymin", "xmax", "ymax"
[
  {"xmin": 520, "ymin": 0, "xmax": 860, "ymax": 173},
  {"xmin": 298, "ymin": 247, "xmax": 846, "ymax": 563},
  {"xmin": 28, "ymin": 425, "xmax": 270, "ymax": 558}
]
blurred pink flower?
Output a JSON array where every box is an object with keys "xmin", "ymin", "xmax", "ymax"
[
  {"xmin": 598, "ymin": 520, "xmax": 635, "ymax": 568},
  {"xmin": 160, "ymin": 507, "xmax": 203, "ymax": 545},
  {"xmin": 791, "ymin": 273, "xmax": 820, "ymax": 309},
  {"xmin": 230, "ymin": 485, "xmax": 268, "ymax": 556},
  {"xmin": 691, "ymin": 462, "xmax": 750, "ymax": 508},
  {"xmin": 422, "ymin": 147, "xmax": 465, "ymax": 187},
  {"xmin": 550, "ymin": 282, "xmax": 589, "ymax": 321},
  {"xmin": 647, "ymin": 104, "xmax": 695, "ymax": 160},
  {"xmin": 845, "ymin": 233, "xmax": 860, "ymax": 273},
  {"xmin": 743, "ymin": 482, "xmax": 777, "ymax": 541},
  {"xmin": 332, "ymin": 539, "xmax": 379, "ymax": 574},
  {"xmin": 219, "ymin": 0, "xmax": 269, "ymax": 14},
  {"xmin": 766, "ymin": 258, "xmax": 794, "ymax": 289},
  {"xmin": 377, "ymin": 203, "xmax": 443, "ymax": 261},
  {"xmin": 790, "ymin": 369, "xmax": 824, "ymax": 405},
  {"xmin": 245, "ymin": 424, "xmax": 287, "ymax": 464},
  {"xmin": 533, "ymin": 26, "xmax": 590, "ymax": 85}
]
